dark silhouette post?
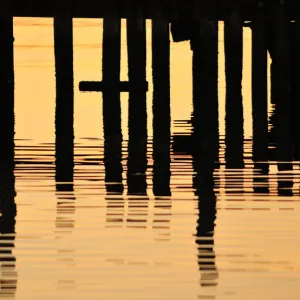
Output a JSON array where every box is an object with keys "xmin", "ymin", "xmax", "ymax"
[
  {"xmin": 152, "ymin": 2, "xmax": 171, "ymax": 196},
  {"xmin": 126, "ymin": 1, "xmax": 148, "ymax": 196},
  {"xmin": 191, "ymin": 0, "xmax": 219, "ymax": 182},
  {"xmin": 295, "ymin": 17, "xmax": 300, "ymax": 161},
  {"xmin": 251, "ymin": 2, "xmax": 268, "ymax": 163},
  {"xmin": 271, "ymin": 2, "xmax": 293, "ymax": 165},
  {"xmin": 0, "ymin": 0, "xmax": 14, "ymax": 162},
  {"xmin": 224, "ymin": 7, "xmax": 244, "ymax": 169},
  {"xmin": 102, "ymin": 3, "xmax": 123, "ymax": 193},
  {"xmin": 54, "ymin": 0, "xmax": 74, "ymax": 182}
]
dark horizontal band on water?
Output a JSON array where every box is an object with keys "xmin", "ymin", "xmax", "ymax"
[{"xmin": 79, "ymin": 81, "xmax": 149, "ymax": 92}]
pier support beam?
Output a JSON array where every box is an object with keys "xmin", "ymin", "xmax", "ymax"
[
  {"xmin": 0, "ymin": 0, "xmax": 14, "ymax": 163},
  {"xmin": 54, "ymin": 0, "xmax": 74, "ymax": 183},
  {"xmin": 252, "ymin": 2, "xmax": 268, "ymax": 163},
  {"xmin": 224, "ymin": 8, "xmax": 244, "ymax": 169},
  {"xmin": 126, "ymin": 2, "xmax": 147, "ymax": 195},
  {"xmin": 295, "ymin": 17, "xmax": 300, "ymax": 161},
  {"xmin": 152, "ymin": 2, "xmax": 171, "ymax": 196},
  {"xmin": 272, "ymin": 2, "xmax": 293, "ymax": 166},
  {"xmin": 102, "ymin": 4, "xmax": 123, "ymax": 193},
  {"xmin": 191, "ymin": 1, "xmax": 219, "ymax": 190}
]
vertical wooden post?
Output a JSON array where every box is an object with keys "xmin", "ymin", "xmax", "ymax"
[
  {"xmin": 272, "ymin": 1, "xmax": 293, "ymax": 166},
  {"xmin": 0, "ymin": 0, "xmax": 14, "ymax": 163},
  {"xmin": 295, "ymin": 17, "xmax": 300, "ymax": 161},
  {"xmin": 224, "ymin": 8, "xmax": 244, "ymax": 169},
  {"xmin": 54, "ymin": 0, "xmax": 74, "ymax": 185},
  {"xmin": 191, "ymin": 0, "xmax": 219, "ymax": 189},
  {"xmin": 102, "ymin": 2, "xmax": 123, "ymax": 193},
  {"xmin": 252, "ymin": 2, "xmax": 268, "ymax": 163},
  {"xmin": 152, "ymin": 2, "xmax": 171, "ymax": 196},
  {"xmin": 126, "ymin": 1, "xmax": 147, "ymax": 196}
]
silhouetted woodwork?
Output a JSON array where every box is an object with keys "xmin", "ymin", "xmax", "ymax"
[
  {"xmin": 152, "ymin": 3, "xmax": 171, "ymax": 197},
  {"xmin": 126, "ymin": 1, "xmax": 148, "ymax": 196},
  {"xmin": 224, "ymin": 8, "xmax": 244, "ymax": 169},
  {"xmin": 0, "ymin": 0, "xmax": 14, "ymax": 162},
  {"xmin": 251, "ymin": 2, "xmax": 268, "ymax": 162}
]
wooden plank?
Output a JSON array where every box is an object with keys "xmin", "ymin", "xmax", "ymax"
[
  {"xmin": 10, "ymin": 0, "xmax": 300, "ymax": 20},
  {"xmin": 251, "ymin": 1, "xmax": 268, "ymax": 162},
  {"xmin": 126, "ymin": 0, "xmax": 148, "ymax": 196},
  {"xmin": 152, "ymin": 1, "xmax": 171, "ymax": 196},
  {"xmin": 79, "ymin": 81, "xmax": 148, "ymax": 92}
]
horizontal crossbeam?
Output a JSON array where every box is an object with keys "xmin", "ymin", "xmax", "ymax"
[{"xmin": 79, "ymin": 81, "xmax": 149, "ymax": 92}]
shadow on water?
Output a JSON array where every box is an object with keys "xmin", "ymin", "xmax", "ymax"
[
  {"xmin": 0, "ymin": 148, "xmax": 17, "ymax": 296},
  {"xmin": 192, "ymin": 110, "xmax": 218, "ymax": 290}
]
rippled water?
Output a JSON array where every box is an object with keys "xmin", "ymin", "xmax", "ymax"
[{"xmin": 1, "ymin": 18, "xmax": 299, "ymax": 299}]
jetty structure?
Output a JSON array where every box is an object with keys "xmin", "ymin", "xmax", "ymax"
[{"xmin": 0, "ymin": 0, "xmax": 299, "ymax": 195}]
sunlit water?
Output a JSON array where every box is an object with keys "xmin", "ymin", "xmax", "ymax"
[{"xmin": 1, "ymin": 18, "xmax": 299, "ymax": 299}]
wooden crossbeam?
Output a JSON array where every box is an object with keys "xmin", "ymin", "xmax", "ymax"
[{"xmin": 79, "ymin": 81, "xmax": 148, "ymax": 92}]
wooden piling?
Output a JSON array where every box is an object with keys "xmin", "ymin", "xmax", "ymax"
[
  {"xmin": 0, "ymin": 0, "xmax": 14, "ymax": 163},
  {"xmin": 54, "ymin": 0, "xmax": 74, "ymax": 184},
  {"xmin": 224, "ymin": 8, "xmax": 244, "ymax": 168},
  {"xmin": 102, "ymin": 2, "xmax": 123, "ymax": 194},
  {"xmin": 102, "ymin": 3, "xmax": 122, "ymax": 139},
  {"xmin": 271, "ymin": 2, "xmax": 293, "ymax": 167},
  {"xmin": 295, "ymin": 17, "xmax": 300, "ymax": 161},
  {"xmin": 191, "ymin": 0, "xmax": 219, "ymax": 186},
  {"xmin": 252, "ymin": 2, "xmax": 268, "ymax": 162},
  {"xmin": 152, "ymin": 2, "xmax": 171, "ymax": 196},
  {"xmin": 126, "ymin": 1, "xmax": 148, "ymax": 196}
]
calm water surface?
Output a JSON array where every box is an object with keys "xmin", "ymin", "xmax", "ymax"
[{"xmin": 1, "ymin": 18, "xmax": 299, "ymax": 299}]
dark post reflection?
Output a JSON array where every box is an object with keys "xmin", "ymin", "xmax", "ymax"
[
  {"xmin": 192, "ymin": 111, "xmax": 218, "ymax": 289},
  {"xmin": 0, "ymin": 127, "xmax": 17, "ymax": 296},
  {"xmin": 190, "ymin": 9, "xmax": 219, "ymax": 288},
  {"xmin": 55, "ymin": 136, "xmax": 75, "ymax": 228}
]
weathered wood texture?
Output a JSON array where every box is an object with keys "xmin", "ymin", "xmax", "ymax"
[{"xmin": 11, "ymin": 0, "xmax": 300, "ymax": 20}]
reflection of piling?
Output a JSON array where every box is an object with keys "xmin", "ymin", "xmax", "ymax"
[
  {"xmin": 193, "ymin": 149, "xmax": 218, "ymax": 288},
  {"xmin": 126, "ymin": 2, "xmax": 148, "ymax": 196},
  {"xmin": 253, "ymin": 162, "xmax": 269, "ymax": 195},
  {"xmin": 0, "ymin": 150, "xmax": 17, "ymax": 296},
  {"xmin": 152, "ymin": 3, "xmax": 171, "ymax": 196},
  {"xmin": 54, "ymin": 0, "xmax": 74, "ymax": 143},
  {"xmin": 104, "ymin": 137, "xmax": 123, "ymax": 195},
  {"xmin": 272, "ymin": 3, "xmax": 293, "ymax": 166},
  {"xmin": 224, "ymin": 8, "xmax": 244, "ymax": 169},
  {"xmin": 0, "ymin": 0, "xmax": 14, "ymax": 162},
  {"xmin": 252, "ymin": 3, "xmax": 268, "ymax": 162},
  {"xmin": 277, "ymin": 161, "xmax": 293, "ymax": 196},
  {"xmin": 55, "ymin": 136, "xmax": 74, "ymax": 192},
  {"xmin": 191, "ymin": 2, "xmax": 219, "ymax": 183}
]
